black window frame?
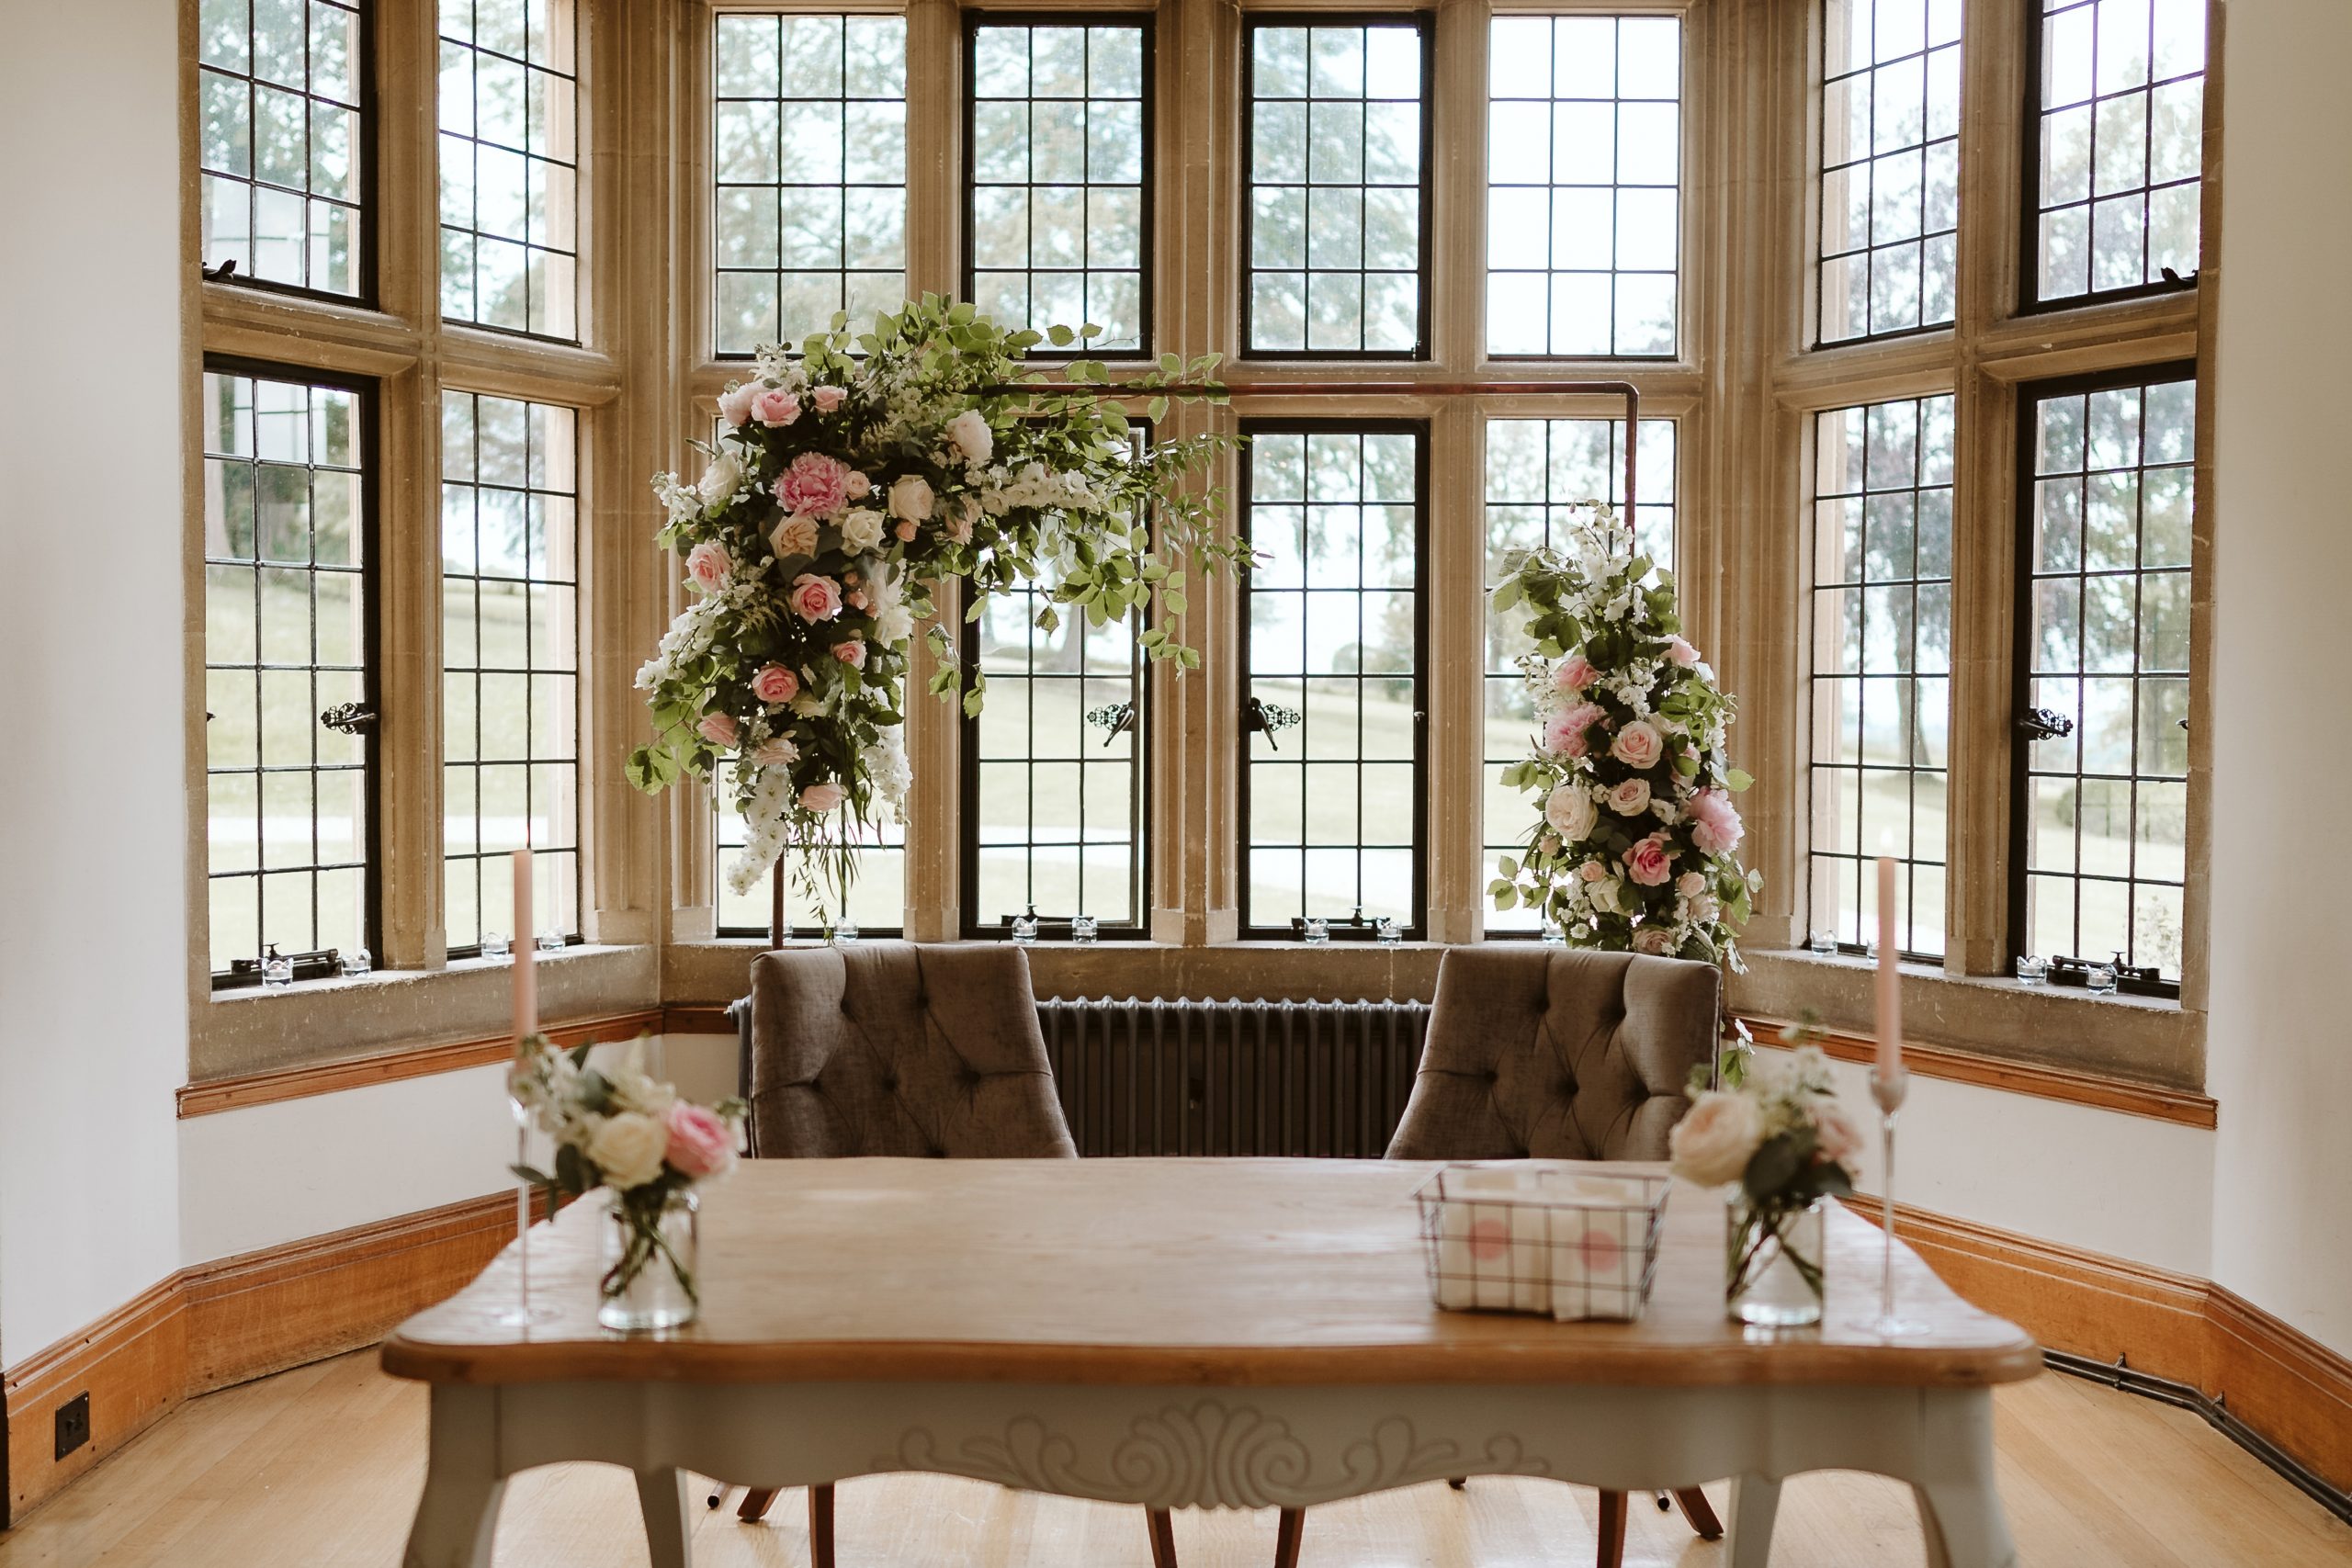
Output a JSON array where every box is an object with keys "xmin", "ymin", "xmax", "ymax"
[
  {"xmin": 2007, "ymin": 359, "xmax": 2198, "ymax": 998},
  {"xmin": 1239, "ymin": 11, "xmax": 1436, "ymax": 363},
  {"xmin": 1236, "ymin": 416, "xmax": 1431, "ymax": 941},
  {"xmin": 962, "ymin": 11, "xmax": 1157, "ymax": 361},
  {"xmin": 201, "ymin": 353, "xmax": 383, "ymax": 989}
]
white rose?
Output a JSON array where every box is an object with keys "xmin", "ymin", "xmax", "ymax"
[
  {"xmin": 1676, "ymin": 871, "xmax": 1706, "ymax": 898},
  {"xmin": 1668, "ymin": 1091, "xmax": 1766, "ymax": 1189},
  {"xmin": 716, "ymin": 381, "xmax": 760, "ymax": 428},
  {"xmin": 887, "ymin": 473, "xmax": 935, "ymax": 524},
  {"xmin": 587, "ymin": 1111, "xmax": 670, "ymax": 1190},
  {"xmin": 839, "ymin": 507, "xmax": 885, "ymax": 554},
  {"xmin": 1544, "ymin": 784, "xmax": 1597, "ymax": 840},
  {"xmin": 944, "ymin": 409, "xmax": 994, "ymax": 462},
  {"xmin": 1606, "ymin": 777, "xmax": 1653, "ymax": 817},
  {"xmin": 695, "ymin": 452, "xmax": 742, "ymax": 508}
]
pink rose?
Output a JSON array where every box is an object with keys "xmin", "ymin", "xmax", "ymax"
[
  {"xmin": 716, "ymin": 381, "xmax": 759, "ymax": 427},
  {"xmin": 845, "ymin": 470, "xmax": 872, "ymax": 500},
  {"xmin": 1544, "ymin": 701, "xmax": 1605, "ymax": 759},
  {"xmin": 811, "ymin": 386, "xmax": 846, "ymax": 414},
  {"xmin": 751, "ymin": 664, "xmax": 799, "ymax": 705},
  {"xmin": 1623, "ymin": 834, "xmax": 1674, "ymax": 886},
  {"xmin": 1669, "ymin": 1091, "xmax": 1765, "ymax": 1188},
  {"xmin": 1610, "ymin": 719, "xmax": 1666, "ymax": 771},
  {"xmin": 1811, "ymin": 1101, "xmax": 1866, "ymax": 1168},
  {"xmin": 1688, "ymin": 789, "xmax": 1745, "ymax": 854},
  {"xmin": 776, "ymin": 452, "xmax": 854, "ymax": 518},
  {"xmin": 696, "ymin": 711, "xmax": 739, "ymax": 749},
  {"xmin": 1676, "ymin": 871, "xmax": 1707, "ymax": 898},
  {"xmin": 1633, "ymin": 926, "xmax": 1676, "ymax": 956},
  {"xmin": 750, "ymin": 736, "xmax": 798, "ymax": 766},
  {"xmin": 789, "ymin": 573, "xmax": 843, "ymax": 623},
  {"xmin": 662, "ymin": 1102, "xmax": 736, "ymax": 1180},
  {"xmin": 684, "ymin": 539, "xmax": 730, "ymax": 595},
  {"xmin": 895, "ymin": 519, "xmax": 917, "ymax": 541},
  {"xmin": 1665, "ymin": 635, "xmax": 1702, "ymax": 668},
  {"xmin": 831, "ymin": 639, "xmax": 866, "ymax": 668},
  {"xmin": 751, "ymin": 387, "xmax": 801, "ymax": 427},
  {"xmin": 1554, "ymin": 654, "xmax": 1599, "ymax": 693},
  {"xmin": 1578, "ymin": 860, "xmax": 1608, "ymax": 883},
  {"xmin": 845, "ymin": 591, "xmax": 867, "ymax": 610},
  {"xmin": 799, "ymin": 781, "xmax": 845, "ymax": 813},
  {"xmin": 1605, "ymin": 777, "xmax": 1652, "ymax": 817},
  {"xmin": 769, "ymin": 513, "xmax": 820, "ymax": 559}
]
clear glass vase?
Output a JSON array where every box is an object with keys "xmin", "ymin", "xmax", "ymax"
[
  {"xmin": 598, "ymin": 1187, "xmax": 701, "ymax": 1332},
  {"xmin": 1724, "ymin": 1193, "xmax": 1826, "ymax": 1327}
]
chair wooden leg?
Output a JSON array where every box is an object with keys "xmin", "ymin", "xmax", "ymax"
[
  {"xmin": 1273, "ymin": 1506, "xmax": 1306, "ymax": 1568},
  {"xmin": 1672, "ymin": 1485, "xmax": 1724, "ymax": 1540},
  {"xmin": 735, "ymin": 1486, "xmax": 779, "ymax": 1522},
  {"xmin": 1147, "ymin": 1506, "xmax": 1179, "ymax": 1568},
  {"xmin": 1447, "ymin": 1476, "xmax": 1467, "ymax": 1490},
  {"xmin": 809, "ymin": 1483, "xmax": 836, "ymax": 1568},
  {"xmin": 1595, "ymin": 1490, "xmax": 1630, "ymax": 1568}
]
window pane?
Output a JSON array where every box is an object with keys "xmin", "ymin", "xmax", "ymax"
[
  {"xmin": 200, "ymin": 0, "xmax": 366, "ymax": 295},
  {"xmin": 2018, "ymin": 374, "xmax": 2193, "ymax": 981},
  {"xmin": 1818, "ymin": 0, "xmax": 1960, "ymax": 343},
  {"xmin": 1242, "ymin": 425, "xmax": 1425, "ymax": 933},
  {"xmin": 1487, "ymin": 14, "xmax": 1681, "ymax": 358},
  {"xmin": 967, "ymin": 20, "xmax": 1149, "ymax": 354},
  {"xmin": 1248, "ymin": 20, "xmax": 1428, "ymax": 356},
  {"xmin": 715, "ymin": 757, "xmax": 907, "ymax": 935},
  {"xmin": 439, "ymin": 392, "xmax": 580, "ymax": 952},
  {"xmin": 714, "ymin": 13, "xmax": 908, "ymax": 355},
  {"xmin": 1808, "ymin": 395, "xmax": 1953, "ymax": 957},
  {"xmin": 2031, "ymin": 0, "xmax": 2204, "ymax": 303},
  {"xmin": 1481, "ymin": 417, "xmax": 1676, "ymax": 929},
  {"xmin": 204, "ymin": 368, "xmax": 372, "ymax": 974},
  {"xmin": 439, "ymin": 0, "xmax": 579, "ymax": 337}
]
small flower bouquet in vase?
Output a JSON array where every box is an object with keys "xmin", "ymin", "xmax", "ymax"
[
  {"xmin": 1667, "ymin": 1030, "xmax": 1865, "ymax": 1327},
  {"xmin": 508, "ymin": 1035, "xmax": 746, "ymax": 1332}
]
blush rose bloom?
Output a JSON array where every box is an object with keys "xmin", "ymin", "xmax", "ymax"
[
  {"xmin": 888, "ymin": 473, "xmax": 936, "ymax": 524},
  {"xmin": 839, "ymin": 507, "xmax": 885, "ymax": 554},
  {"xmin": 696, "ymin": 711, "xmax": 739, "ymax": 749},
  {"xmin": 1544, "ymin": 784, "xmax": 1597, "ymax": 840},
  {"xmin": 752, "ymin": 387, "xmax": 801, "ymax": 427},
  {"xmin": 811, "ymin": 385, "xmax": 846, "ymax": 414},
  {"xmin": 1610, "ymin": 719, "xmax": 1666, "ymax": 771},
  {"xmin": 1665, "ymin": 634, "xmax": 1702, "ymax": 667},
  {"xmin": 846, "ymin": 470, "xmax": 872, "ymax": 500},
  {"xmin": 663, "ymin": 1102, "xmax": 736, "ymax": 1180},
  {"xmin": 769, "ymin": 513, "xmax": 820, "ymax": 559},
  {"xmin": 684, "ymin": 539, "xmax": 730, "ymax": 595},
  {"xmin": 1623, "ymin": 833, "xmax": 1674, "ymax": 886},
  {"xmin": 944, "ymin": 409, "xmax": 994, "ymax": 462},
  {"xmin": 1606, "ymin": 777, "xmax": 1653, "ymax": 817},
  {"xmin": 716, "ymin": 381, "xmax": 760, "ymax": 427},
  {"xmin": 776, "ymin": 451, "xmax": 854, "ymax": 518},
  {"xmin": 789, "ymin": 573, "xmax": 844, "ymax": 623},
  {"xmin": 750, "ymin": 736, "xmax": 798, "ymax": 767},
  {"xmin": 751, "ymin": 664, "xmax": 799, "ymax": 705},
  {"xmin": 1544, "ymin": 701, "xmax": 1606, "ymax": 758},
  {"xmin": 799, "ymin": 780, "xmax": 845, "ymax": 813},
  {"xmin": 587, "ymin": 1111, "xmax": 670, "ymax": 1190},
  {"xmin": 1578, "ymin": 860, "xmax": 1609, "ymax": 883},
  {"xmin": 1688, "ymin": 788, "xmax": 1745, "ymax": 854},
  {"xmin": 1676, "ymin": 870, "xmax": 1707, "ymax": 898},
  {"xmin": 1668, "ymin": 1090, "xmax": 1765, "ymax": 1188},
  {"xmin": 831, "ymin": 639, "xmax": 866, "ymax": 668},
  {"xmin": 1633, "ymin": 926, "xmax": 1676, "ymax": 956},
  {"xmin": 1553, "ymin": 654, "xmax": 1599, "ymax": 693},
  {"xmin": 1811, "ymin": 1101, "xmax": 1867, "ymax": 1168}
]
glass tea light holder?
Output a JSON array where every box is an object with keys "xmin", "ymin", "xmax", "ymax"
[
  {"xmin": 481, "ymin": 932, "xmax": 512, "ymax": 960},
  {"xmin": 2086, "ymin": 962, "xmax": 2118, "ymax": 995},
  {"xmin": 1807, "ymin": 930, "xmax": 1838, "ymax": 957},
  {"xmin": 261, "ymin": 945, "xmax": 294, "ymax": 987},
  {"xmin": 2014, "ymin": 954, "xmax": 2048, "ymax": 986},
  {"xmin": 1010, "ymin": 913, "xmax": 1038, "ymax": 945},
  {"xmin": 1071, "ymin": 915, "xmax": 1099, "ymax": 944},
  {"xmin": 1543, "ymin": 922, "xmax": 1568, "ymax": 948},
  {"xmin": 831, "ymin": 919, "xmax": 860, "ymax": 946},
  {"xmin": 338, "ymin": 946, "xmax": 373, "ymax": 978},
  {"xmin": 537, "ymin": 931, "xmax": 565, "ymax": 953},
  {"xmin": 1302, "ymin": 918, "xmax": 1330, "ymax": 944},
  {"xmin": 1375, "ymin": 916, "xmax": 1401, "ymax": 944}
]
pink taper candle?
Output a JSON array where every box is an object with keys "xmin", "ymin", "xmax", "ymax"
[
  {"xmin": 513, "ymin": 847, "xmax": 536, "ymax": 1040},
  {"xmin": 1874, "ymin": 855, "xmax": 1902, "ymax": 1083}
]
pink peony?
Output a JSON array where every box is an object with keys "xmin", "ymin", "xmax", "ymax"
[
  {"xmin": 696, "ymin": 711, "xmax": 739, "ymax": 749},
  {"xmin": 750, "ymin": 736, "xmax": 798, "ymax": 766},
  {"xmin": 811, "ymin": 386, "xmax": 846, "ymax": 414},
  {"xmin": 1811, "ymin": 1101, "xmax": 1866, "ymax": 1168},
  {"xmin": 1554, "ymin": 654, "xmax": 1599, "ymax": 693},
  {"xmin": 662, "ymin": 1102, "xmax": 736, "ymax": 1180},
  {"xmin": 684, "ymin": 539, "xmax": 730, "ymax": 595},
  {"xmin": 789, "ymin": 573, "xmax": 843, "ymax": 623},
  {"xmin": 751, "ymin": 663, "xmax": 799, "ymax": 705},
  {"xmin": 716, "ymin": 381, "xmax": 759, "ymax": 427},
  {"xmin": 1544, "ymin": 701, "xmax": 1606, "ymax": 758},
  {"xmin": 1665, "ymin": 635, "xmax": 1702, "ymax": 668},
  {"xmin": 1688, "ymin": 789, "xmax": 1745, "ymax": 854},
  {"xmin": 776, "ymin": 452, "xmax": 854, "ymax": 519},
  {"xmin": 1606, "ymin": 777, "xmax": 1653, "ymax": 817},
  {"xmin": 1623, "ymin": 833, "xmax": 1674, "ymax": 886},
  {"xmin": 770, "ymin": 513, "xmax": 820, "ymax": 559},
  {"xmin": 1610, "ymin": 719, "xmax": 1666, "ymax": 771},
  {"xmin": 751, "ymin": 387, "xmax": 801, "ymax": 427},
  {"xmin": 1633, "ymin": 926, "xmax": 1676, "ymax": 956},
  {"xmin": 799, "ymin": 780, "xmax": 845, "ymax": 813},
  {"xmin": 831, "ymin": 639, "xmax": 866, "ymax": 668}
]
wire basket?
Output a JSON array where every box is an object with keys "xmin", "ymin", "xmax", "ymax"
[{"xmin": 1415, "ymin": 1165, "xmax": 1671, "ymax": 1322}]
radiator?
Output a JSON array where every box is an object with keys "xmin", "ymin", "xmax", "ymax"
[{"xmin": 1035, "ymin": 997, "xmax": 1431, "ymax": 1158}]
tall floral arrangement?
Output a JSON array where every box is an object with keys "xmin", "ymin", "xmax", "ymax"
[
  {"xmin": 628, "ymin": 298, "xmax": 1243, "ymax": 918},
  {"xmin": 1488, "ymin": 506, "xmax": 1758, "ymax": 964}
]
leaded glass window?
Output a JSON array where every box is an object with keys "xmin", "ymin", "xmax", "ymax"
[
  {"xmin": 439, "ymin": 0, "xmax": 580, "ymax": 338},
  {"xmin": 1240, "ymin": 423, "xmax": 1426, "ymax": 935},
  {"xmin": 967, "ymin": 19, "xmax": 1149, "ymax": 354},
  {"xmin": 714, "ymin": 775, "xmax": 906, "ymax": 937},
  {"xmin": 1818, "ymin": 0, "xmax": 1961, "ymax": 344},
  {"xmin": 1486, "ymin": 14, "xmax": 1681, "ymax": 357},
  {"xmin": 2017, "ymin": 371, "xmax": 2193, "ymax": 986},
  {"xmin": 440, "ymin": 392, "xmax": 580, "ymax": 953},
  {"xmin": 1244, "ymin": 17, "xmax": 1430, "ymax": 357},
  {"xmin": 198, "ymin": 0, "xmax": 366, "ymax": 297},
  {"xmin": 1808, "ymin": 394, "xmax": 1954, "ymax": 957},
  {"xmin": 202, "ymin": 367, "xmax": 373, "ymax": 977},
  {"xmin": 713, "ymin": 13, "xmax": 909, "ymax": 355}
]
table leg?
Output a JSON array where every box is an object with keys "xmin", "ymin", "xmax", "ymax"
[
  {"xmin": 636, "ymin": 1467, "xmax": 695, "ymax": 1568},
  {"xmin": 1725, "ymin": 1474, "xmax": 1781, "ymax": 1568},
  {"xmin": 1911, "ymin": 1393, "xmax": 2019, "ymax": 1568},
  {"xmin": 402, "ymin": 1388, "xmax": 507, "ymax": 1568}
]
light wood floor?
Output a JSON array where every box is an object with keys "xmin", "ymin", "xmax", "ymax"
[{"xmin": 2, "ymin": 1350, "xmax": 2346, "ymax": 1567}]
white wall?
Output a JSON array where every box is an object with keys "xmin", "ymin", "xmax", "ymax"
[
  {"xmin": 2206, "ymin": 0, "xmax": 2352, "ymax": 1359},
  {"xmin": 0, "ymin": 0, "xmax": 187, "ymax": 1362}
]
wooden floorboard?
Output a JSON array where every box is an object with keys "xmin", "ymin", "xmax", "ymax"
[{"xmin": 0, "ymin": 1348, "xmax": 2346, "ymax": 1567}]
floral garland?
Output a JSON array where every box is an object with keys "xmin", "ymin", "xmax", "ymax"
[
  {"xmin": 1488, "ymin": 506, "xmax": 1759, "ymax": 964},
  {"xmin": 628, "ymin": 298, "xmax": 1242, "ymax": 919}
]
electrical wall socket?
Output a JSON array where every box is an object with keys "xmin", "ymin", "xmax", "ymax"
[{"xmin": 54, "ymin": 1392, "xmax": 90, "ymax": 1460}]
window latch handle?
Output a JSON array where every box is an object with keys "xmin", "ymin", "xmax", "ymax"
[
  {"xmin": 321, "ymin": 703, "xmax": 379, "ymax": 735},
  {"xmin": 2016, "ymin": 707, "xmax": 2074, "ymax": 741},
  {"xmin": 1242, "ymin": 695, "xmax": 1301, "ymax": 751}
]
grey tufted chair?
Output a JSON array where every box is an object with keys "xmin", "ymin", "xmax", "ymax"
[
  {"xmin": 1272, "ymin": 946, "xmax": 1726, "ymax": 1568},
  {"xmin": 728, "ymin": 942, "xmax": 1178, "ymax": 1568}
]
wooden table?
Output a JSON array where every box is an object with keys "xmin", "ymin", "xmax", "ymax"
[{"xmin": 382, "ymin": 1157, "xmax": 2039, "ymax": 1568}]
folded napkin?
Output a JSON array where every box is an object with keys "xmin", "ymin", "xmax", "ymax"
[
  {"xmin": 1544, "ymin": 1174, "xmax": 1658, "ymax": 1322},
  {"xmin": 1431, "ymin": 1167, "xmax": 1555, "ymax": 1314}
]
